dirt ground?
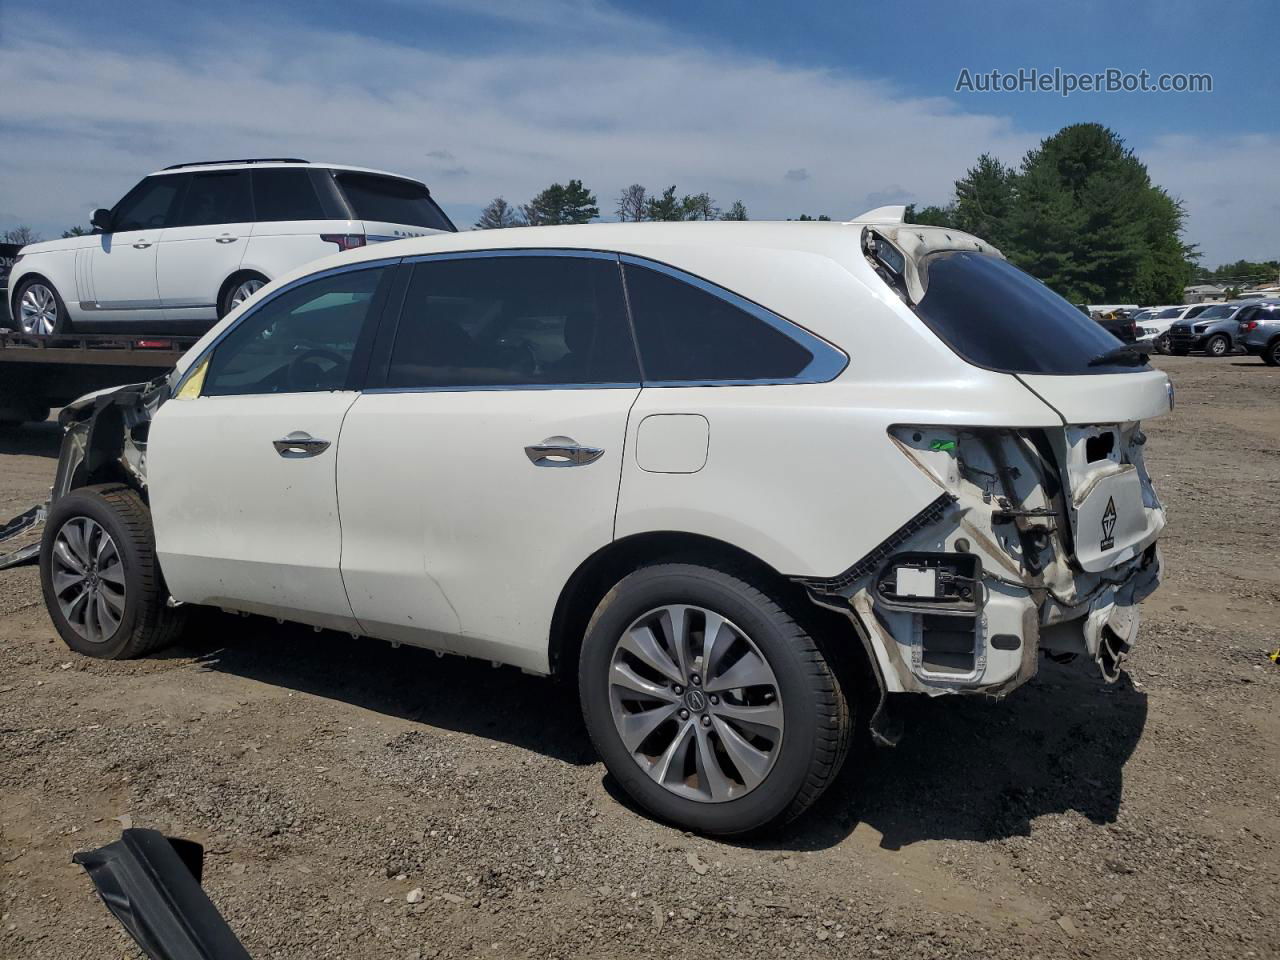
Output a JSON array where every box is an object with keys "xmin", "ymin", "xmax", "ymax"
[{"xmin": 1, "ymin": 355, "xmax": 1277, "ymax": 960}]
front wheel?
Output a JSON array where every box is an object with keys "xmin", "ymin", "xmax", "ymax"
[
  {"xmin": 14, "ymin": 278, "xmax": 70, "ymax": 335},
  {"xmin": 579, "ymin": 562, "xmax": 851, "ymax": 835},
  {"xmin": 1154, "ymin": 333, "xmax": 1171, "ymax": 355},
  {"xmin": 1264, "ymin": 339, "xmax": 1280, "ymax": 367},
  {"xmin": 40, "ymin": 484, "xmax": 185, "ymax": 659},
  {"xmin": 1205, "ymin": 334, "xmax": 1230, "ymax": 357}
]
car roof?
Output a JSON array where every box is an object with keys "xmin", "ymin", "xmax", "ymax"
[{"xmin": 149, "ymin": 161, "xmax": 424, "ymax": 183}]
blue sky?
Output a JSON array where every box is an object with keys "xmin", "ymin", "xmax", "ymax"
[{"xmin": 2, "ymin": 0, "xmax": 1277, "ymax": 265}]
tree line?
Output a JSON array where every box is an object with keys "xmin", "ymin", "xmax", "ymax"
[
  {"xmin": 475, "ymin": 181, "xmax": 751, "ymax": 229},
  {"xmin": 904, "ymin": 123, "xmax": 1196, "ymax": 305}
]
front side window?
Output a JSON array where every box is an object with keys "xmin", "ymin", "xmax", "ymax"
[
  {"xmin": 202, "ymin": 267, "xmax": 388, "ymax": 396},
  {"xmin": 175, "ymin": 171, "xmax": 253, "ymax": 227},
  {"xmin": 112, "ymin": 176, "xmax": 186, "ymax": 231},
  {"xmin": 622, "ymin": 262, "xmax": 816, "ymax": 382},
  {"xmin": 912, "ymin": 251, "xmax": 1148, "ymax": 375},
  {"xmin": 386, "ymin": 255, "xmax": 639, "ymax": 388},
  {"xmin": 334, "ymin": 173, "xmax": 454, "ymax": 230}
]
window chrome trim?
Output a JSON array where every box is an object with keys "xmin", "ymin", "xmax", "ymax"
[
  {"xmin": 400, "ymin": 248, "xmax": 620, "ymax": 265},
  {"xmin": 617, "ymin": 254, "xmax": 848, "ymax": 387},
  {"xmin": 171, "ymin": 257, "xmax": 401, "ymax": 397}
]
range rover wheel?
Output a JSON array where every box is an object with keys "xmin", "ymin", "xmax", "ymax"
[
  {"xmin": 40, "ymin": 484, "xmax": 185, "ymax": 659},
  {"xmin": 579, "ymin": 562, "xmax": 851, "ymax": 835},
  {"xmin": 15, "ymin": 278, "xmax": 69, "ymax": 335},
  {"xmin": 1205, "ymin": 334, "xmax": 1230, "ymax": 357},
  {"xmin": 219, "ymin": 273, "xmax": 268, "ymax": 318}
]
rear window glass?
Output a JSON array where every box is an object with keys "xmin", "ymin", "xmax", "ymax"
[
  {"xmin": 253, "ymin": 169, "xmax": 325, "ymax": 221},
  {"xmin": 334, "ymin": 173, "xmax": 454, "ymax": 230},
  {"xmin": 623, "ymin": 263, "xmax": 814, "ymax": 382},
  {"xmin": 912, "ymin": 251, "xmax": 1147, "ymax": 375}
]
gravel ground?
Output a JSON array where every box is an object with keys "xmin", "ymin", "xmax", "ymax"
[{"xmin": 1, "ymin": 355, "xmax": 1277, "ymax": 960}]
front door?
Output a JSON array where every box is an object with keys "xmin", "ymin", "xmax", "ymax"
[
  {"xmin": 337, "ymin": 252, "xmax": 641, "ymax": 672},
  {"xmin": 87, "ymin": 175, "xmax": 186, "ymax": 318},
  {"xmin": 149, "ymin": 263, "xmax": 393, "ymax": 629},
  {"xmin": 157, "ymin": 169, "xmax": 254, "ymax": 322}
]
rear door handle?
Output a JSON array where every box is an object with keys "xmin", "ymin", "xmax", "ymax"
[
  {"xmin": 215, "ymin": 236, "xmax": 238, "ymax": 244},
  {"xmin": 273, "ymin": 431, "xmax": 331, "ymax": 458},
  {"xmin": 524, "ymin": 436, "xmax": 605, "ymax": 467},
  {"xmin": 132, "ymin": 241, "xmax": 152, "ymax": 249}
]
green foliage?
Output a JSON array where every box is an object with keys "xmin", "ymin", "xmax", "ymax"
[
  {"xmin": 905, "ymin": 123, "xmax": 1195, "ymax": 304},
  {"xmin": 681, "ymin": 192, "xmax": 719, "ymax": 221},
  {"xmin": 792, "ymin": 214, "xmax": 831, "ymax": 221},
  {"xmin": 1195, "ymin": 259, "xmax": 1280, "ymax": 285},
  {"xmin": 522, "ymin": 180, "xmax": 598, "ymax": 226},
  {"xmin": 645, "ymin": 186, "xmax": 684, "ymax": 222},
  {"xmin": 720, "ymin": 200, "xmax": 748, "ymax": 221},
  {"xmin": 62, "ymin": 225, "xmax": 91, "ymax": 238},
  {"xmin": 474, "ymin": 197, "xmax": 524, "ymax": 229}
]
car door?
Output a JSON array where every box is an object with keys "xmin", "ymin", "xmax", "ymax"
[
  {"xmin": 336, "ymin": 252, "xmax": 641, "ymax": 672},
  {"xmin": 157, "ymin": 169, "xmax": 254, "ymax": 323},
  {"xmin": 148, "ymin": 263, "xmax": 394, "ymax": 630},
  {"xmin": 86, "ymin": 174, "xmax": 186, "ymax": 319}
]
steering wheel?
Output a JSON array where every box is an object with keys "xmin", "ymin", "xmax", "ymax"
[{"xmin": 287, "ymin": 347, "xmax": 348, "ymax": 391}]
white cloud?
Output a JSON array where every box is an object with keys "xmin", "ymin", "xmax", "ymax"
[{"xmin": 0, "ymin": 5, "xmax": 1272, "ymax": 265}]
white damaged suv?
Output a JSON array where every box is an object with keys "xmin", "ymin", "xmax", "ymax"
[{"xmin": 37, "ymin": 209, "xmax": 1168, "ymax": 835}]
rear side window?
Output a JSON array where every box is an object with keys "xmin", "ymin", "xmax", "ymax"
[
  {"xmin": 912, "ymin": 251, "xmax": 1146, "ymax": 375},
  {"xmin": 175, "ymin": 171, "xmax": 253, "ymax": 227},
  {"xmin": 112, "ymin": 176, "xmax": 186, "ymax": 231},
  {"xmin": 252, "ymin": 168, "xmax": 325, "ymax": 221},
  {"xmin": 386, "ymin": 255, "xmax": 639, "ymax": 389},
  {"xmin": 622, "ymin": 263, "xmax": 815, "ymax": 382},
  {"xmin": 335, "ymin": 173, "xmax": 453, "ymax": 230},
  {"xmin": 203, "ymin": 267, "xmax": 388, "ymax": 396}
]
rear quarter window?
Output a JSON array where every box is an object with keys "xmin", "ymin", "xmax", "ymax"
[
  {"xmin": 334, "ymin": 173, "xmax": 454, "ymax": 231},
  {"xmin": 252, "ymin": 168, "xmax": 325, "ymax": 221},
  {"xmin": 912, "ymin": 251, "xmax": 1147, "ymax": 375}
]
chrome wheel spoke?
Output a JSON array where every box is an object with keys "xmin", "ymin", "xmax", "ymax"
[
  {"xmin": 51, "ymin": 516, "xmax": 126, "ymax": 644},
  {"xmin": 52, "ymin": 568, "xmax": 86, "ymax": 594},
  {"xmin": 62, "ymin": 520, "xmax": 92, "ymax": 568},
  {"xmin": 608, "ymin": 603, "xmax": 784, "ymax": 804},
  {"xmin": 53, "ymin": 539, "xmax": 86, "ymax": 575}
]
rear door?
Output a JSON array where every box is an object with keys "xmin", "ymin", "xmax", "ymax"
[
  {"xmin": 243, "ymin": 167, "xmax": 359, "ymax": 279},
  {"xmin": 149, "ymin": 263, "xmax": 393, "ymax": 629},
  {"xmin": 336, "ymin": 252, "xmax": 639, "ymax": 672},
  {"xmin": 331, "ymin": 171, "xmax": 455, "ymax": 242},
  {"xmin": 156, "ymin": 169, "xmax": 254, "ymax": 322}
]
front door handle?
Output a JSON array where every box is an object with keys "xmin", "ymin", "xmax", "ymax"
[
  {"xmin": 273, "ymin": 431, "xmax": 331, "ymax": 458},
  {"xmin": 132, "ymin": 241, "xmax": 152, "ymax": 249},
  {"xmin": 215, "ymin": 236, "xmax": 238, "ymax": 244},
  {"xmin": 524, "ymin": 436, "xmax": 605, "ymax": 467}
]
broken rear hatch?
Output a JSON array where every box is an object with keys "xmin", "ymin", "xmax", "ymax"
[{"xmin": 865, "ymin": 228, "xmax": 1171, "ymax": 572}]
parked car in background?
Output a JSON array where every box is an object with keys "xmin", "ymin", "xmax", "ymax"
[
  {"xmin": 1138, "ymin": 304, "xmax": 1216, "ymax": 353},
  {"xmin": 1167, "ymin": 303, "xmax": 1243, "ymax": 356},
  {"xmin": 37, "ymin": 213, "xmax": 1169, "ymax": 835},
  {"xmin": 1237, "ymin": 300, "xmax": 1280, "ymax": 365},
  {"xmin": 1094, "ymin": 309, "xmax": 1138, "ymax": 343},
  {"xmin": 7, "ymin": 159, "xmax": 454, "ymax": 336}
]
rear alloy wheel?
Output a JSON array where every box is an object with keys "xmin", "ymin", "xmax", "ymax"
[
  {"xmin": 1205, "ymin": 334, "xmax": 1230, "ymax": 357},
  {"xmin": 40, "ymin": 484, "xmax": 185, "ymax": 659},
  {"xmin": 219, "ymin": 274, "xmax": 267, "ymax": 318},
  {"xmin": 580, "ymin": 562, "xmax": 851, "ymax": 835},
  {"xmin": 15, "ymin": 279, "xmax": 68, "ymax": 335}
]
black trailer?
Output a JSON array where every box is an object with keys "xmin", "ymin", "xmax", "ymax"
[{"xmin": 0, "ymin": 331, "xmax": 197, "ymax": 423}]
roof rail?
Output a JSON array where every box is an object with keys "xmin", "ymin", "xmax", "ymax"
[{"xmin": 162, "ymin": 158, "xmax": 309, "ymax": 170}]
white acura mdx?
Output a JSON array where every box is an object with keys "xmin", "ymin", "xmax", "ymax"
[
  {"xmin": 38, "ymin": 209, "xmax": 1168, "ymax": 835},
  {"xmin": 7, "ymin": 158, "xmax": 454, "ymax": 335}
]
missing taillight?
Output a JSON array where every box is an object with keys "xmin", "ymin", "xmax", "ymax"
[
  {"xmin": 1085, "ymin": 432, "xmax": 1116, "ymax": 463},
  {"xmin": 320, "ymin": 233, "xmax": 366, "ymax": 251}
]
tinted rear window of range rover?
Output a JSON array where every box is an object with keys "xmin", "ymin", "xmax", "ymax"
[
  {"xmin": 334, "ymin": 172, "xmax": 454, "ymax": 230},
  {"xmin": 913, "ymin": 251, "xmax": 1146, "ymax": 375}
]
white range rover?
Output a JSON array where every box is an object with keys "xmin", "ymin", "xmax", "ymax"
[
  {"xmin": 7, "ymin": 158, "xmax": 454, "ymax": 335},
  {"xmin": 37, "ymin": 209, "xmax": 1168, "ymax": 835}
]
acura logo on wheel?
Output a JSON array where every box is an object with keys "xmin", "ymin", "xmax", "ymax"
[{"xmin": 685, "ymin": 690, "xmax": 707, "ymax": 712}]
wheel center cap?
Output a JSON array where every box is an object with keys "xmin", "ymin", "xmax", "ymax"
[{"xmin": 684, "ymin": 689, "xmax": 707, "ymax": 713}]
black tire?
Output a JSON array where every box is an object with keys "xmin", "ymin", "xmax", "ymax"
[
  {"xmin": 1205, "ymin": 334, "xmax": 1230, "ymax": 357},
  {"xmin": 579, "ymin": 562, "xmax": 851, "ymax": 836},
  {"xmin": 218, "ymin": 272, "xmax": 269, "ymax": 318},
  {"xmin": 12, "ymin": 277, "xmax": 71, "ymax": 335},
  {"xmin": 1153, "ymin": 333, "xmax": 1171, "ymax": 355},
  {"xmin": 1264, "ymin": 339, "xmax": 1280, "ymax": 367},
  {"xmin": 40, "ymin": 484, "xmax": 185, "ymax": 659}
]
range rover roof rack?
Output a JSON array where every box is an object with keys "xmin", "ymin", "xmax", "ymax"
[{"xmin": 162, "ymin": 158, "xmax": 310, "ymax": 170}]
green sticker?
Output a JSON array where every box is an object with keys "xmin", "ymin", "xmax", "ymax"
[{"xmin": 929, "ymin": 440, "xmax": 957, "ymax": 452}]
